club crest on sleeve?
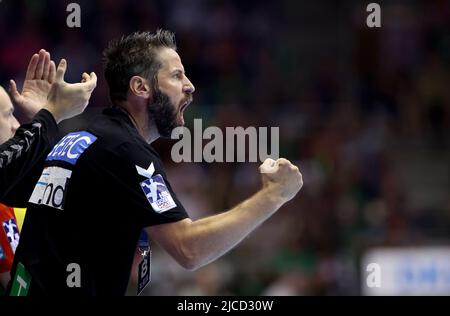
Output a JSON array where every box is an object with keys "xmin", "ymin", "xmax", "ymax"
[
  {"xmin": 140, "ymin": 174, "xmax": 177, "ymax": 213},
  {"xmin": 2, "ymin": 219, "xmax": 20, "ymax": 254}
]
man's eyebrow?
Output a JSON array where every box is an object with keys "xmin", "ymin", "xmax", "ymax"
[
  {"xmin": 4, "ymin": 105, "xmax": 14, "ymax": 114},
  {"xmin": 1, "ymin": 108, "xmax": 13, "ymax": 116},
  {"xmin": 171, "ymin": 69, "xmax": 185, "ymax": 75}
]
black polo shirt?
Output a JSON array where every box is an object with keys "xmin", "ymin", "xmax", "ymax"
[
  {"xmin": 10, "ymin": 106, "xmax": 189, "ymax": 295},
  {"xmin": 1, "ymin": 109, "xmax": 58, "ymax": 204}
]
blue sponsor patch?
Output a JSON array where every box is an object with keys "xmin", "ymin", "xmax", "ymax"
[
  {"xmin": 47, "ymin": 131, "xmax": 97, "ymax": 165},
  {"xmin": 140, "ymin": 174, "xmax": 177, "ymax": 213}
]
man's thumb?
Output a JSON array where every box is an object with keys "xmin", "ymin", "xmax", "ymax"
[{"xmin": 55, "ymin": 59, "xmax": 67, "ymax": 82}]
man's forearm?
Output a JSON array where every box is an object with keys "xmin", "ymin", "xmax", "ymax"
[
  {"xmin": 0, "ymin": 109, "xmax": 58, "ymax": 201},
  {"xmin": 176, "ymin": 187, "xmax": 285, "ymax": 269},
  {"xmin": 149, "ymin": 158, "xmax": 302, "ymax": 271}
]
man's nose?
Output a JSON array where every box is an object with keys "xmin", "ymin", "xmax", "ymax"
[
  {"xmin": 183, "ymin": 77, "xmax": 195, "ymax": 95},
  {"xmin": 11, "ymin": 116, "xmax": 20, "ymax": 135}
]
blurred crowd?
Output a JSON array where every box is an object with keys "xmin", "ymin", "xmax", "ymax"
[{"xmin": 1, "ymin": 0, "xmax": 449, "ymax": 295}]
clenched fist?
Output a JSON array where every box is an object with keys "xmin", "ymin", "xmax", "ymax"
[{"xmin": 259, "ymin": 158, "xmax": 303, "ymax": 204}]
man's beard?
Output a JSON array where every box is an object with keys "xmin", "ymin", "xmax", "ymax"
[{"xmin": 148, "ymin": 88, "xmax": 179, "ymax": 138}]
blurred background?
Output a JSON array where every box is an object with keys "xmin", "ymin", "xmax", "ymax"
[{"xmin": 1, "ymin": 0, "xmax": 449, "ymax": 295}]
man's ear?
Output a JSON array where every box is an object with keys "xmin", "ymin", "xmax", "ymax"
[{"xmin": 129, "ymin": 76, "xmax": 151, "ymax": 98}]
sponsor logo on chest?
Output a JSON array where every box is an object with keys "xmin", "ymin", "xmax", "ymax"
[
  {"xmin": 29, "ymin": 166, "xmax": 72, "ymax": 210},
  {"xmin": 47, "ymin": 131, "xmax": 97, "ymax": 165}
]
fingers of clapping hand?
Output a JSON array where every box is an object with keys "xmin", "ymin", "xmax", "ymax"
[{"xmin": 55, "ymin": 59, "xmax": 67, "ymax": 83}]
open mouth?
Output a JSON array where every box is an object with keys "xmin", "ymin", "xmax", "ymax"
[
  {"xmin": 178, "ymin": 99, "xmax": 192, "ymax": 125},
  {"xmin": 179, "ymin": 99, "xmax": 192, "ymax": 113}
]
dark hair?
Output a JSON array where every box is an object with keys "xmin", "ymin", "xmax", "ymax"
[{"xmin": 103, "ymin": 29, "xmax": 177, "ymax": 102}]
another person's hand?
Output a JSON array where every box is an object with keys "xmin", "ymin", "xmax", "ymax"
[
  {"xmin": 10, "ymin": 49, "xmax": 56, "ymax": 119},
  {"xmin": 44, "ymin": 59, "xmax": 97, "ymax": 123},
  {"xmin": 259, "ymin": 158, "xmax": 303, "ymax": 204}
]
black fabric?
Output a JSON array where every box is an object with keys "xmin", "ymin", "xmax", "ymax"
[
  {"xmin": 10, "ymin": 106, "xmax": 189, "ymax": 296},
  {"xmin": 0, "ymin": 109, "xmax": 58, "ymax": 205}
]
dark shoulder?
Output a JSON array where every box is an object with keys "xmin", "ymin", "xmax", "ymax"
[
  {"xmin": 59, "ymin": 106, "xmax": 134, "ymax": 142},
  {"xmin": 57, "ymin": 106, "xmax": 165, "ymax": 173},
  {"xmin": 114, "ymin": 140, "xmax": 163, "ymax": 172}
]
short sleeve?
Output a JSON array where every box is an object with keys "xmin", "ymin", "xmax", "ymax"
[{"xmin": 111, "ymin": 141, "xmax": 189, "ymax": 227}]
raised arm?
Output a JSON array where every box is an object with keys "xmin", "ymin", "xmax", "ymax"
[
  {"xmin": 147, "ymin": 158, "xmax": 303, "ymax": 270},
  {"xmin": 0, "ymin": 50, "xmax": 97, "ymax": 200}
]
